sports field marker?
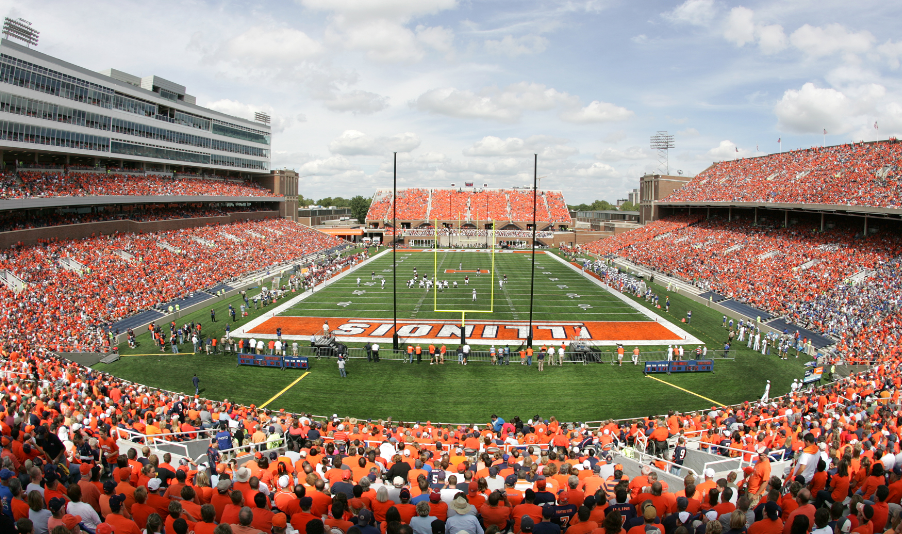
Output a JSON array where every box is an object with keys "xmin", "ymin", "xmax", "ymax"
[
  {"xmin": 260, "ymin": 372, "xmax": 310, "ymax": 409},
  {"xmin": 644, "ymin": 375, "xmax": 723, "ymax": 405}
]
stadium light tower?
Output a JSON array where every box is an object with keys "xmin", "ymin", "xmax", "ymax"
[
  {"xmin": 650, "ymin": 131, "xmax": 675, "ymax": 175},
  {"xmin": 2, "ymin": 17, "xmax": 39, "ymax": 48}
]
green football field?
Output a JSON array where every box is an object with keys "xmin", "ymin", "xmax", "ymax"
[
  {"xmin": 104, "ymin": 248, "xmax": 809, "ymax": 423},
  {"xmin": 281, "ymin": 249, "xmax": 647, "ymax": 322}
]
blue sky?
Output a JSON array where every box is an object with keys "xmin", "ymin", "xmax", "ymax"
[{"xmin": 8, "ymin": 0, "xmax": 902, "ymax": 203}]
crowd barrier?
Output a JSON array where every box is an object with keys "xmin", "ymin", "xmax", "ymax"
[
  {"xmin": 643, "ymin": 359, "xmax": 714, "ymax": 374},
  {"xmin": 236, "ymin": 353, "xmax": 309, "ymax": 370}
]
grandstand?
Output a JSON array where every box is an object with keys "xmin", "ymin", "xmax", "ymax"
[
  {"xmin": 367, "ymin": 186, "xmax": 572, "ymax": 246},
  {"xmin": 582, "ymin": 140, "xmax": 902, "ymax": 365},
  {"xmin": 4, "ymin": 41, "xmax": 902, "ymax": 534}
]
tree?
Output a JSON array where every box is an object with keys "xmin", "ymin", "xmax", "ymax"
[
  {"xmin": 619, "ymin": 201, "xmax": 639, "ymax": 212},
  {"xmin": 317, "ymin": 197, "xmax": 351, "ymax": 207},
  {"xmin": 298, "ymin": 194, "xmax": 315, "ymax": 207},
  {"xmin": 349, "ymin": 195, "xmax": 371, "ymax": 223},
  {"xmin": 567, "ymin": 199, "xmax": 615, "ymax": 212}
]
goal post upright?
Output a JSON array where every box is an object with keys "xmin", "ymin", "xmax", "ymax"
[{"xmin": 431, "ymin": 218, "xmax": 496, "ymax": 346}]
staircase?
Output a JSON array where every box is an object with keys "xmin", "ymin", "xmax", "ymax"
[{"xmin": 425, "ymin": 189, "xmax": 433, "ymax": 221}]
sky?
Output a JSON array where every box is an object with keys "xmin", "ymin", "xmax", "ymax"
[{"xmin": 7, "ymin": 0, "xmax": 902, "ymax": 203}]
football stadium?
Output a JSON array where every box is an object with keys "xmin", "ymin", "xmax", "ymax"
[{"xmin": 1, "ymin": 6, "xmax": 901, "ymax": 534}]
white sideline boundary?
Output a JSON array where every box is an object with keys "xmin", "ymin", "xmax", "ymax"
[
  {"xmin": 545, "ymin": 253, "xmax": 703, "ymax": 346},
  {"xmin": 232, "ymin": 248, "xmax": 394, "ymax": 339},
  {"xmin": 233, "ymin": 249, "xmax": 701, "ymax": 347}
]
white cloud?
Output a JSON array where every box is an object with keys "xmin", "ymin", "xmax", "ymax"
[
  {"xmin": 572, "ymin": 162, "xmax": 619, "ymax": 178},
  {"xmin": 300, "ymin": 0, "xmax": 457, "ymax": 23},
  {"xmin": 413, "ymin": 82, "xmax": 582, "ymax": 122},
  {"xmin": 790, "ymin": 24, "xmax": 874, "ymax": 58},
  {"xmin": 877, "ymin": 40, "xmax": 902, "ymax": 69},
  {"xmin": 416, "ymin": 25, "xmax": 455, "ymax": 53},
  {"xmin": 603, "ymin": 130, "xmax": 627, "ymax": 143},
  {"xmin": 559, "ymin": 100, "xmax": 634, "ymax": 123},
  {"xmin": 322, "ymin": 90, "xmax": 389, "ymax": 114},
  {"xmin": 485, "ymin": 35, "xmax": 549, "ymax": 57},
  {"xmin": 297, "ymin": 155, "xmax": 366, "ymax": 178},
  {"xmin": 773, "ymin": 82, "xmax": 887, "ymax": 135},
  {"xmin": 215, "ymin": 26, "xmax": 323, "ymax": 63},
  {"xmin": 302, "ymin": 0, "xmax": 458, "ymax": 62},
  {"xmin": 462, "ymin": 135, "xmax": 577, "ymax": 159},
  {"xmin": 204, "ymin": 99, "xmax": 294, "ymax": 133},
  {"xmin": 328, "ymin": 130, "xmax": 421, "ymax": 155},
  {"xmin": 723, "ymin": 7, "xmax": 755, "ymax": 47},
  {"xmin": 296, "ymin": 114, "xmax": 308, "ymax": 123},
  {"xmin": 677, "ymin": 127, "xmax": 700, "ymax": 137},
  {"xmin": 664, "ymin": 0, "xmax": 716, "ymax": 26},
  {"xmin": 721, "ymin": 7, "xmax": 786, "ymax": 54},
  {"xmin": 706, "ymin": 140, "xmax": 750, "ymax": 160},
  {"xmin": 757, "ymin": 24, "xmax": 788, "ymax": 55},
  {"xmin": 595, "ymin": 146, "xmax": 649, "ymax": 162}
]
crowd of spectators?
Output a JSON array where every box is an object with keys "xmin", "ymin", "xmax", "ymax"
[
  {"xmin": 0, "ymin": 205, "xmax": 273, "ymax": 232},
  {"xmin": 365, "ymin": 189, "xmax": 572, "ymax": 225},
  {"xmin": 663, "ymin": 141, "xmax": 902, "ymax": 209},
  {"xmin": 394, "ymin": 190, "xmax": 430, "ymax": 221},
  {"xmin": 3, "ymin": 342, "xmax": 902, "ymax": 534},
  {"xmin": 9, "ymin": 172, "xmax": 279, "ymax": 199},
  {"xmin": 581, "ymin": 214, "xmax": 902, "ymax": 364},
  {"xmin": 0, "ymin": 218, "xmax": 343, "ymax": 354}
]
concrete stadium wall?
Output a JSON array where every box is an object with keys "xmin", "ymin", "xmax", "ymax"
[{"xmin": 0, "ymin": 211, "xmax": 279, "ymax": 249}]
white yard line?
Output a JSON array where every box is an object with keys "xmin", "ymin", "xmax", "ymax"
[{"xmin": 545, "ymin": 253, "xmax": 702, "ymax": 345}]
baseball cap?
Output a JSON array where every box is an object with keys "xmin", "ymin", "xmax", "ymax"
[
  {"xmin": 837, "ymin": 518, "xmax": 852, "ymax": 533},
  {"xmin": 521, "ymin": 516, "xmax": 535, "ymax": 531},
  {"xmin": 542, "ymin": 506, "xmax": 555, "ymax": 518},
  {"xmin": 79, "ymin": 463, "xmax": 92, "ymax": 475},
  {"xmin": 109, "ymin": 494, "xmax": 126, "ymax": 512},
  {"xmin": 63, "ymin": 515, "xmax": 83, "ymax": 529},
  {"xmin": 343, "ymin": 470, "xmax": 352, "ymax": 480},
  {"xmin": 148, "ymin": 478, "xmax": 162, "ymax": 491},
  {"xmin": 393, "ymin": 476, "xmax": 405, "ymax": 486},
  {"xmin": 678, "ymin": 512, "xmax": 691, "ymax": 524},
  {"xmin": 468, "ymin": 481, "xmax": 478, "ymax": 495},
  {"xmin": 48, "ymin": 497, "xmax": 67, "ymax": 513},
  {"xmin": 536, "ymin": 479, "xmax": 546, "ymax": 490},
  {"xmin": 430, "ymin": 492, "xmax": 441, "ymax": 503},
  {"xmin": 400, "ymin": 488, "xmax": 411, "ymax": 499},
  {"xmin": 273, "ymin": 513, "xmax": 288, "ymax": 528},
  {"xmin": 489, "ymin": 466, "xmax": 499, "ymax": 476},
  {"xmin": 300, "ymin": 497, "xmax": 313, "ymax": 509},
  {"xmin": 893, "ymin": 465, "xmax": 902, "ymax": 476},
  {"xmin": 584, "ymin": 496, "xmax": 596, "ymax": 508},
  {"xmin": 704, "ymin": 468, "xmax": 715, "ymax": 478},
  {"xmin": 558, "ymin": 491, "xmax": 570, "ymax": 503},
  {"xmin": 505, "ymin": 474, "xmax": 517, "ymax": 486},
  {"xmin": 96, "ymin": 525, "xmax": 114, "ymax": 534},
  {"xmin": 765, "ymin": 501, "xmax": 779, "ymax": 521},
  {"xmin": 0, "ymin": 469, "xmax": 13, "ymax": 480},
  {"xmin": 358, "ymin": 509, "xmax": 373, "ymax": 524},
  {"xmin": 644, "ymin": 506, "xmax": 657, "ymax": 521}
]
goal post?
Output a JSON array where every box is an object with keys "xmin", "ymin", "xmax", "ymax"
[{"xmin": 432, "ymin": 219, "xmax": 497, "ymax": 343}]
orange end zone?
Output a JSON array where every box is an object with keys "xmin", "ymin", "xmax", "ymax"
[
  {"xmin": 444, "ymin": 269, "xmax": 490, "ymax": 274},
  {"xmin": 247, "ymin": 316, "xmax": 682, "ymax": 343}
]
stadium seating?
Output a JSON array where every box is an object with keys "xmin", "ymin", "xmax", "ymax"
[
  {"xmin": 14, "ymin": 171, "xmax": 279, "ymax": 198},
  {"xmin": 663, "ymin": 141, "xmax": 902, "ymax": 208},
  {"xmin": 583, "ymin": 214, "xmax": 902, "ymax": 362},
  {"xmin": 0, "ymin": 204, "xmax": 272, "ymax": 231},
  {"xmin": 0, "ymin": 218, "xmax": 343, "ymax": 353},
  {"xmin": 366, "ymin": 188, "xmax": 573, "ymax": 225}
]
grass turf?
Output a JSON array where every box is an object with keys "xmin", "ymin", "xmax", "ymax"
[
  {"xmin": 101, "ymin": 248, "xmax": 808, "ymax": 422},
  {"xmin": 283, "ymin": 249, "xmax": 645, "ymax": 322}
]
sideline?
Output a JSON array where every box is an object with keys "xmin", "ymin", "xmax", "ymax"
[
  {"xmin": 644, "ymin": 375, "xmax": 723, "ymax": 405},
  {"xmin": 260, "ymin": 371, "xmax": 310, "ymax": 408}
]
